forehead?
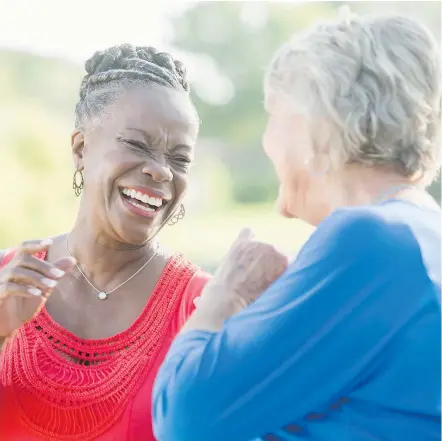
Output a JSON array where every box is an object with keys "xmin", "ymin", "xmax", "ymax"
[{"xmin": 109, "ymin": 86, "xmax": 199, "ymax": 141}]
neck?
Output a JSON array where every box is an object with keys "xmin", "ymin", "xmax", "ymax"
[
  {"xmin": 66, "ymin": 209, "xmax": 157, "ymax": 281},
  {"xmin": 317, "ymin": 165, "xmax": 435, "ymax": 221},
  {"xmin": 334, "ymin": 167, "xmax": 418, "ymax": 206}
]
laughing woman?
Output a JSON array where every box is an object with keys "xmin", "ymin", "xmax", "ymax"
[{"xmin": 0, "ymin": 45, "xmax": 210, "ymax": 441}]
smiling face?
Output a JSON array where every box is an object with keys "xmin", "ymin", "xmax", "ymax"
[{"xmin": 72, "ymin": 85, "xmax": 199, "ymax": 246}]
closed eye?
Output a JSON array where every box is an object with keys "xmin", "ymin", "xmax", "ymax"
[
  {"xmin": 166, "ymin": 152, "xmax": 192, "ymax": 165},
  {"xmin": 117, "ymin": 136, "xmax": 149, "ymax": 152},
  {"xmin": 126, "ymin": 140, "xmax": 146, "ymax": 150},
  {"xmin": 174, "ymin": 156, "xmax": 192, "ymax": 164}
]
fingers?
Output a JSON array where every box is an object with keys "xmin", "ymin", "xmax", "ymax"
[
  {"xmin": 0, "ymin": 281, "xmax": 45, "ymax": 298},
  {"xmin": 1, "ymin": 239, "xmax": 77, "ymax": 300},
  {"xmin": 16, "ymin": 254, "xmax": 67, "ymax": 279},
  {"xmin": 16, "ymin": 239, "xmax": 53, "ymax": 256},
  {"xmin": 53, "ymin": 257, "xmax": 76, "ymax": 273},
  {"xmin": 8, "ymin": 267, "xmax": 58, "ymax": 291},
  {"xmin": 273, "ymin": 253, "xmax": 290, "ymax": 278},
  {"xmin": 10, "ymin": 256, "xmax": 76, "ymax": 297}
]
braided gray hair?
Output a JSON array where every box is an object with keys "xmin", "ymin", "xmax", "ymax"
[{"xmin": 75, "ymin": 44, "xmax": 189, "ymax": 129}]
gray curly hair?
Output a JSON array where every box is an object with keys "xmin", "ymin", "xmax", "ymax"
[
  {"xmin": 75, "ymin": 44, "xmax": 190, "ymax": 130},
  {"xmin": 265, "ymin": 8, "xmax": 441, "ymax": 184}
]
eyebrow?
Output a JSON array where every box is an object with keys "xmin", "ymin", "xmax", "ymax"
[{"xmin": 124, "ymin": 128, "xmax": 155, "ymax": 144}]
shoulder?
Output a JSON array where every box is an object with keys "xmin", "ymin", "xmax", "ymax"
[
  {"xmin": 299, "ymin": 205, "xmax": 423, "ymax": 269},
  {"xmin": 183, "ymin": 267, "xmax": 211, "ymax": 305},
  {"xmin": 322, "ymin": 205, "xmax": 418, "ymax": 248},
  {"xmin": 177, "ymin": 258, "xmax": 212, "ymax": 324}
]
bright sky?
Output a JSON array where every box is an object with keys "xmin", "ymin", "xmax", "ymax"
[
  {"xmin": 0, "ymin": 0, "xmax": 236, "ymax": 104},
  {"xmin": 0, "ymin": 0, "xmax": 189, "ymax": 63}
]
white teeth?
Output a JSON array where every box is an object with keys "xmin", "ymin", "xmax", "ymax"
[
  {"xmin": 127, "ymin": 199, "xmax": 155, "ymax": 212},
  {"xmin": 121, "ymin": 188, "xmax": 163, "ymax": 207},
  {"xmin": 148, "ymin": 196, "xmax": 162, "ymax": 207}
]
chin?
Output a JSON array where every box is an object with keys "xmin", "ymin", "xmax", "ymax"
[
  {"xmin": 113, "ymin": 191, "xmax": 173, "ymax": 243},
  {"xmin": 279, "ymin": 206, "xmax": 297, "ymax": 219},
  {"xmin": 112, "ymin": 214, "xmax": 165, "ymax": 247},
  {"xmin": 275, "ymin": 185, "xmax": 293, "ymax": 218},
  {"xmin": 276, "ymin": 197, "xmax": 297, "ymax": 219}
]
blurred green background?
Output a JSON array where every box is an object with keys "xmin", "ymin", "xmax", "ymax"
[{"xmin": 0, "ymin": 1, "xmax": 440, "ymax": 272}]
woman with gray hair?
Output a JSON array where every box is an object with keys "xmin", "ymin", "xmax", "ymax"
[{"xmin": 152, "ymin": 9, "xmax": 441, "ymax": 441}]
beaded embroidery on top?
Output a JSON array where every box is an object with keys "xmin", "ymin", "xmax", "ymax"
[{"xmin": 0, "ymin": 252, "xmax": 196, "ymax": 441}]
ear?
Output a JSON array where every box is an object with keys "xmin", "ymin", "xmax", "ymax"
[
  {"xmin": 71, "ymin": 130, "xmax": 85, "ymax": 170},
  {"xmin": 304, "ymin": 153, "xmax": 331, "ymax": 177}
]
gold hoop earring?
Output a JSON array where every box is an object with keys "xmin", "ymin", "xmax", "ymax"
[
  {"xmin": 168, "ymin": 204, "xmax": 185, "ymax": 226},
  {"xmin": 73, "ymin": 169, "xmax": 84, "ymax": 197}
]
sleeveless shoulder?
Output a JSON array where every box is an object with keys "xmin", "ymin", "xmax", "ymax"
[{"xmin": 178, "ymin": 268, "xmax": 211, "ymax": 327}]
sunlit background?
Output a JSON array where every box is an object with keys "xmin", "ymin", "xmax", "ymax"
[{"xmin": 1, "ymin": 0, "xmax": 440, "ymax": 271}]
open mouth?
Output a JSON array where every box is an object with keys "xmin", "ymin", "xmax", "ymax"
[{"xmin": 120, "ymin": 187, "xmax": 166, "ymax": 214}]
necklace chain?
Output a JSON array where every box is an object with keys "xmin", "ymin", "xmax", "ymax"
[{"xmin": 66, "ymin": 239, "xmax": 159, "ymax": 300}]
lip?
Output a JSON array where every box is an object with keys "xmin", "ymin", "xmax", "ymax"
[
  {"xmin": 120, "ymin": 185, "xmax": 171, "ymax": 202},
  {"xmin": 120, "ymin": 193, "xmax": 161, "ymax": 219}
]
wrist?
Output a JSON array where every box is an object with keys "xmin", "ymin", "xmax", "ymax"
[{"xmin": 199, "ymin": 296, "xmax": 239, "ymax": 318}]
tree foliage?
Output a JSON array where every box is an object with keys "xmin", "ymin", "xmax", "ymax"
[{"xmin": 169, "ymin": 1, "xmax": 440, "ymax": 203}]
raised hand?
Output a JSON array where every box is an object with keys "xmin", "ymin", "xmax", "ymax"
[
  {"xmin": 0, "ymin": 239, "xmax": 75, "ymax": 338},
  {"xmin": 203, "ymin": 228, "xmax": 289, "ymax": 311}
]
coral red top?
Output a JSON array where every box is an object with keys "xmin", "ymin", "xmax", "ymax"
[{"xmin": 0, "ymin": 249, "xmax": 210, "ymax": 441}]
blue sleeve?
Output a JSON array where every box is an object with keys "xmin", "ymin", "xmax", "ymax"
[{"xmin": 152, "ymin": 209, "xmax": 428, "ymax": 441}]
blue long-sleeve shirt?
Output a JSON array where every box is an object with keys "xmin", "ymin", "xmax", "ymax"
[{"xmin": 153, "ymin": 200, "xmax": 441, "ymax": 441}]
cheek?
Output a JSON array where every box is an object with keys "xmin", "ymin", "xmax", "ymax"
[
  {"xmin": 263, "ymin": 124, "xmax": 289, "ymax": 173},
  {"xmin": 172, "ymin": 172, "xmax": 188, "ymax": 197},
  {"xmin": 84, "ymin": 147, "xmax": 135, "ymax": 191}
]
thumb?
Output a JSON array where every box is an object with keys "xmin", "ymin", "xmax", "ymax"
[
  {"xmin": 53, "ymin": 256, "xmax": 77, "ymax": 273},
  {"xmin": 236, "ymin": 227, "xmax": 254, "ymax": 242}
]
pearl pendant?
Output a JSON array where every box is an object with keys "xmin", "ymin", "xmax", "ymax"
[{"xmin": 98, "ymin": 292, "xmax": 108, "ymax": 300}]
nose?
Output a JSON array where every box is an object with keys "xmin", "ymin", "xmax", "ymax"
[{"xmin": 142, "ymin": 159, "xmax": 173, "ymax": 182}]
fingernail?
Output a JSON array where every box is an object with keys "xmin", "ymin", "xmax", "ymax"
[
  {"xmin": 41, "ymin": 278, "xmax": 57, "ymax": 288},
  {"xmin": 50, "ymin": 268, "xmax": 65, "ymax": 278},
  {"xmin": 40, "ymin": 239, "xmax": 53, "ymax": 247},
  {"xmin": 28, "ymin": 287, "xmax": 42, "ymax": 296}
]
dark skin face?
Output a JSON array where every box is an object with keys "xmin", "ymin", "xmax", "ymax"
[
  {"xmin": 72, "ymin": 85, "xmax": 199, "ymax": 248},
  {"xmin": 40, "ymin": 86, "xmax": 199, "ymax": 340}
]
